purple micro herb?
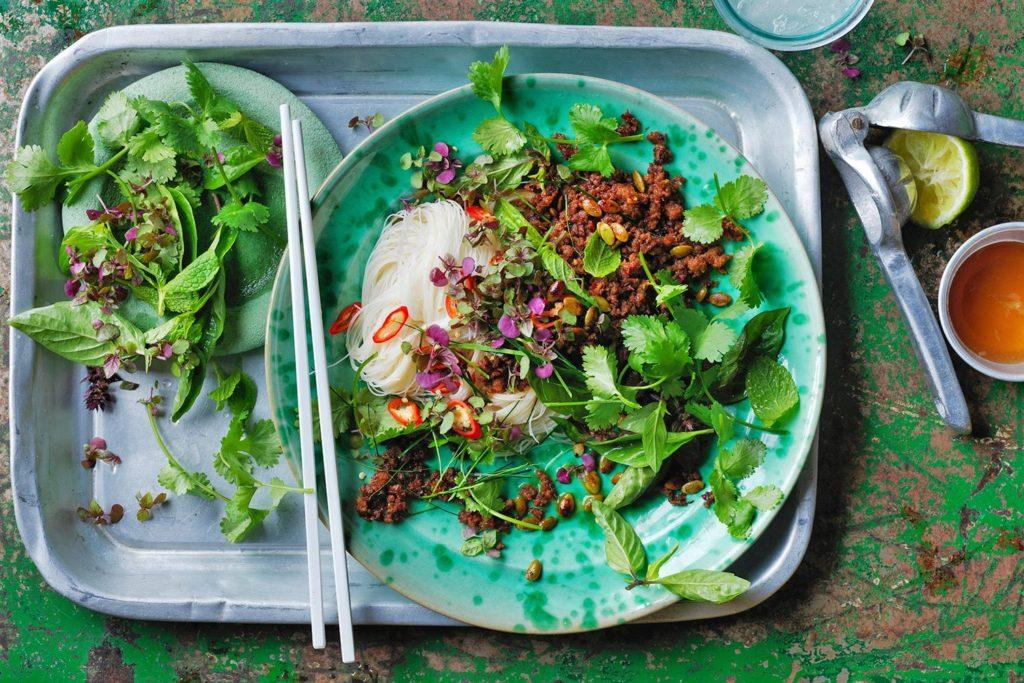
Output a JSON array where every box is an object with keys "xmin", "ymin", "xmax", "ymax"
[
  {"xmin": 461, "ymin": 256, "xmax": 476, "ymax": 277},
  {"xmin": 534, "ymin": 363, "xmax": 554, "ymax": 379},
  {"xmin": 843, "ymin": 67, "xmax": 861, "ymax": 79},
  {"xmin": 581, "ymin": 452, "xmax": 597, "ymax": 472},
  {"xmin": 426, "ymin": 324, "xmax": 450, "ymax": 347},
  {"xmin": 528, "ymin": 296, "xmax": 546, "ymax": 316},
  {"xmin": 81, "ymin": 437, "xmax": 122, "ymax": 469},
  {"xmin": 498, "ymin": 314, "xmax": 520, "ymax": 339},
  {"xmin": 829, "ymin": 38, "xmax": 851, "ymax": 53},
  {"xmin": 556, "ymin": 467, "xmax": 571, "ymax": 485}
]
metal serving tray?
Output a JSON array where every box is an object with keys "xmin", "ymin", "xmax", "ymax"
[{"xmin": 10, "ymin": 22, "xmax": 821, "ymax": 627}]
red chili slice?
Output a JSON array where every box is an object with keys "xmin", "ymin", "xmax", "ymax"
[
  {"xmin": 447, "ymin": 399, "xmax": 482, "ymax": 440},
  {"xmin": 329, "ymin": 302, "xmax": 361, "ymax": 335},
  {"xmin": 387, "ymin": 397, "xmax": 422, "ymax": 427},
  {"xmin": 466, "ymin": 205, "xmax": 494, "ymax": 223},
  {"xmin": 531, "ymin": 314, "xmax": 560, "ymax": 330},
  {"xmin": 462, "ymin": 275, "xmax": 477, "ymax": 293},
  {"xmin": 371, "ymin": 306, "xmax": 409, "ymax": 343},
  {"xmin": 445, "ymin": 295, "xmax": 459, "ymax": 318}
]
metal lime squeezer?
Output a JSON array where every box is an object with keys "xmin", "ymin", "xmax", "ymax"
[{"xmin": 820, "ymin": 82, "xmax": 1024, "ymax": 434}]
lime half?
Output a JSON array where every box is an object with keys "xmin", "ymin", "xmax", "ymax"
[{"xmin": 884, "ymin": 130, "xmax": 979, "ymax": 229}]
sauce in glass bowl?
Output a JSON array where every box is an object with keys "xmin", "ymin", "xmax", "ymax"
[{"xmin": 947, "ymin": 240, "xmax": 1024, "ymax": 363}]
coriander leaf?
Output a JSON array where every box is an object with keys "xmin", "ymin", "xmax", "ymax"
[
  {"xmin": 582, "ymin": 231, "xmax": 621, "ymax": 277},
  {"xmin": 243, "ymin": 419, "xmax": 284, "ymax": 468},
  {"xmin": 716, "ymin": 175, "xmax": 768, "ymax": 219},
  {"xmin": 213, "ymin": 417, "xmax": 255, "ymax": 485},
  {"xmin": 744, "ymin": 356, "xmax": 799, "ymax": 426},
  {"xmin": 604, "ymin": 465, "xmax": 657, "ymax": 510},
  {"xmin": 522, "ymin": 121, "xmax": 550, "ymax": 160},
  {"xmin": 717, "ymin": 438, "xmax": 766, "ymax": 479},
  {"xmin": 473, "ymin": 117, "xmax": 527, "ymax": 156},
  {"xmin": 621, "ymin": 316, "xmax": 663, "ymax": 356},
  {"xmin": 5, "ymin": 145, "xmax": 67, "ymax": 210},
  {"xmin": 461, "ymin": 477, "xmax": 503, "ymax": 517},
  {"xmin": 56, "ymin": 121, "xmax": 95, "ymax": 167},
  {"xmin": 708, "ymin": 466, "xmax": 740, "ymax": 527},
  {"xmin": 95, "ymin": 91, "xmax": 140, "ymax": 147},
  {"xmin": 743, "ymin": 484, "xmax": 783, "ymax": 511},
  {"xmin": 568, "ymin": 103, "xmax": 621, "ymax": 145},
  {"xmin": 157, "ymin": 461, "xmax": 216, "ymax": 501},
  {"xmin": 591, "ymin": 500, "xmax": 647, "ymax": 578},
  {"xmin": 729, "ymin": 243, "xmax": 763, "ymax": 308},
  {"xmin": 220, "ymin": 110, "xmax": 275, "ymax": 154},
  {"xmin": 584, "ymin": 399, "xmax": 623, "ymax": 430},
  {"xmin": 212, "ymin": 200, "xmax": 269, "ymax": 233},
  {"xmin": 653, "ymin": 569, "xmax": 750, "ymax": 603},
  {"xmin": 133, "ymin": 97, "xmax": 203, "ymax": 155},
  {"xmin": 228, "ymin": 372, "xmax": 258, "ymax": 417},
  {"xmin": 621, "ymin": 315, "xmax": 691, "ymax": 379},
  {"xmin": 219, "ymin": 486, "xmax": 269, "ymax": 543},
  {"xmin": 582, "ymin": 345, "xmax": 624, "ymax": 401},
  {"xmin": 125, "ymin": 129, "xmax": 177, "ymax": 183},
  {"xmin": 682, "ymin": 204, "xmax": 724, "ymax": 244},
  {"xmin": 567, "ymin": 143, "xmax": 614, "ymax": 177},
  {"xmin": 646, "ymin": 542, "xmax": 680, "ymax": 581},
  {"xmin": 468, "ymin": 45, "xmax": 510, "ymax": 113},
  {"xmin": 673, "ymin": 306, "xmax": 709, "ymax": 342},
  {"xmin": 727, "ymin": 499, "xmax": 757, "ymax": 538},
  {"xmin": 266, "ymin": 476, "xmax": 292, "ymax": 508},
  {"xmin": 694, "ymin": 320, "xmax": 736, "ymax": 362}
]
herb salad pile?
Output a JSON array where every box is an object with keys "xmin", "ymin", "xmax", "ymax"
[
  {"xmin": 329, "ymin": 48, "xmax": 805, "ymax": 603},
  {"xmin": 6, "ymin": 62, "xmax": 308, "ymax": 540}
]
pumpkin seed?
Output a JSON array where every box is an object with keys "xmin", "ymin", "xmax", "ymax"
[
  {"xmin": 681, "ymin": 480, "xmax": 705, "ymax": 495},
  {"xmin": 599, "ymin": 456, "xmax": 614, "ymax": 474},
  {"xmin": 573, "ymin": 442, "xmax": 586, "ymax": 456},
  {"xmin": 632, "ymin": 170, "xmax": 645, "ymax": 193},
  {"xmin": 670, "ymin": 244, "xmax": 693, "ymax": 258},
  {"xmin": 597, "ymin": 221, "xmax": 616, "ymax": 246},
  {"xmin": 584, "ymin": 306, "xmax": 598, "ymax": 328},
  {"xmin": 583, "ymin": 470, "xmax": 602, "ymax": 495},
  {"xmin": 557, "ymin": 492, "xmax": 576, "ymax": 518},
  {"xmin": 514, "ymin": 495, "xmax": 527, "ymax": 518},
  {"xmin": 540, "ymin": 516, "xmax": 558, "ymax": 531},
  {"xmin": 708, "ymin": 292, "xmax": 732, "ymax": 307},
  {"xmin": 582, "ymin": 198, "xmax": 602, "ymax": 217},
  {"xmin": 695, "ymin": 285, "xmax": 708, "ymax": 302},
  {"xmin": 593, "ymin": 295, "xmax": 611, "ymax": 313},
  {"xmin": 562, "ymin": 295, "xmax": 583, "ymax": 316},
  {"xmin": 610, "ymin": 222, "xmax": 629, "ymax": 243},
  {"xmin": 525, "ymin": 559, "xmax": 543, "ymax": 582}
]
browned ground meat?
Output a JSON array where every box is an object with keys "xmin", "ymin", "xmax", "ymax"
[
  {"xmin": 472, "ymin": 352, "xmax": 524, "ymax": 395},
  {"xmin": 534, "ymin": 469, "xmax": 556, "ymax": 507},
  {"xmin": 617, "ymin": 111, "xmax": 641, "ymax": 136},
  {"xmin": 354, "ymin": 444, "xmax": 433, "ymax": 524}
]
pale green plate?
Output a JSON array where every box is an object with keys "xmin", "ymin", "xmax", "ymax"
[
  {"xmin": 265, "ymin": 75, "xmax": 825, "ymax": 633},
  {"xmin": 63, "ymin": 62, "xmax": 341, "ymax": 356}
]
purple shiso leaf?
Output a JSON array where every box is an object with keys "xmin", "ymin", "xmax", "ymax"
[
  {"xmin": 528, "ymin": 296, "xmax": 546, "ymax": 315},
  {"xmin": 461, "ymin": 256, "xmax": 476, "ymax": 277},
  {"xmin": 533, "ymin": 326, "xmax": 553, "ymax": 343},
  {"xmin": 485, "ymin": 548, "xmax": 501, "ymax": 558},
  {"xmin": 429, "ymin": 267, "xmax": 449, "ymax": 287},
  {"xmin": 556, "ymin": 467, "xmax": 571, "ymax": 485},
  {"xmin": 436, "ymin": 167, "xmax": 456, "ymax": 185},
  {"xmin": 426, "ymin": 324, "xmax": 450, "ymax": 347},
  {"xmin": 581, "ymin": 452, "xmax": 596, "ymax": 472},
  {"xmin": 498, "ymin": 314, "xmax": 520, "ymax": 339},
  {"xmin": 103, "ymin": 354, "xmax": 121, "ymax": 379},
  {"xmin": 509, "ymin": 425, "xmax": 522, "ymax": 440},
  {"xmin": 89, "ymin": 437, "xmax": 107, "ymax": 450},
  {"xmin": 86, "ymin": 209, "xmax": 103, "ymax": 221},
  {"xmin": 416, "ymin": 371, "xmax": 446, "ymax": 391},
  {"xmin": 273, "ymin": 134, "xmax": 282, "ymax": 146},
  {"xmin": 490, "ymin": 336, "xmax": 506, "ymax": 349},
  {"xmin": 534, "ymin": 363, "xmax": 554, "ymax": 379},
  {"xmin": 124, "ymin": 226, "xmax": 138, "ymax": 242},
  {"xmin": 64, "ymin": 279, "xmax": 80, "ymax": 297},
  {"xmin": 842, "ymin": 67, "xmax": 861, "ymax": 78},
  {"xmin": 265, "ymin": 152, "xmax": 283, "ymax": 168},
  {"xmin": 434, "ymin": 141, "xmax": 450, "ymax": 157}
]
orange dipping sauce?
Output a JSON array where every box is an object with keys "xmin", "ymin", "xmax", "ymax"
[{"xmin": 948, "ymin": 240, "xmax": 1024, "ymax": 363}]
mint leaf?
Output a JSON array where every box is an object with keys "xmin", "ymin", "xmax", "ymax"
[
  {"xmin": 182, "ymin": 60, "xmax": 234, "ymax": 122},
  {"xmin": 472, "ymin": 116, "xmax": 527, "ymax": 156},
  {"xmin": 682, "ymin": 204, "xmax": 724, "ymax": 244},
  {"xmin": 744, "ymin": 356, "xmax": 799, "ymax": 426},
  {"xmin": 653, "ymin": 569, "xmax": 750, "ymax": 603},
  {"xmin": 95, "ymin": 91, "xmax": 140, "ymax": 147},
  {"xmin": 567, "ymin": 143, "xmax": 614, "ymax": 177},
  {"xmin": 161, "ymin": 246, "xmax": 221, "ymax": 313},
  {"xmin": 568, "ymin": 104, "xmax": 621, "ymax": 145},
  {"xmin": 591, "ymin": 500, "xmax": 647, "ymax": 578},
  {"xmin": 468, "ymin": 45, "xmax": 510, "ymax": 113},
  {"xmin": 582, "ymin": 231, "xmax": 621, "ymax": 277},
  {"xmin": 717, "ymin": 438, "xmax": 765, "ymax": 479},
  {"xmin": 716, "ymin": 175, "xmax": 767, "ymax": 219},
  {"xmin": 209, "ymin": 370, "xmax": 242, "ymax": 410},
  {"xmin": 694, "ymin": 320, "xmax": 736, "ymax": 362}
]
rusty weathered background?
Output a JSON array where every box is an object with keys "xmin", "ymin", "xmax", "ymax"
[{"xmin": 1, "ymin": 1, "xmax": 1022, "ymax": 681}]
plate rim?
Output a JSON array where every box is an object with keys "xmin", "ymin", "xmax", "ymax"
[{"xmin": 264, "ymin": 72, "xmax": 827, "ymax": 633}]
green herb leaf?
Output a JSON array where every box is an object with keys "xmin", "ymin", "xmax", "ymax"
[
  {"xmin": 684, "ymin": 401, "xmax": 735, "ymax": 442},
  {"xmin": 582, "ymin": 345, "xmax": 623, "ymax": 401},
  {"xmin": 157, "ymin": 461, "xmax": 216, "ymax": 501},
  {"xmin": 567, "ymin": 143, "xmax": 614, "ymax": 177},
  {"xmin": 582, "ymin": 231, "xmax": 621, "ymax": 277},
  {"xmin": 468, "ymin": 46, "xmax": 510, "ymax": 113},
  {"xmin": 715, "ymin": 175, "xmax": 767, "ymax": 219},
  {"xmin": 472, "ymin": 117, "xmax": 527, "ymax": 156},
  {"xmin": 743, "ymin": 484, "xmax": 783, "ymax": 511},
  {"xmin": 95, "ymin": 91, "xmax": 140, "ymax": 147},
  {"xmin": 604, "ymin": 465, "xmax": 657, "ymax": 510},
  {"xmin": 713, "ymin": 308, "xmax": 789, "ymax": 403},
  {"xmin": 5, "ymin": 145, "xmax": 68, "ymax": 210},
  {"xmin": 584, "ymin": 399, "xmax": 623, "ymax": 430},
  {"xmin": 219, "ymin": 486, "xmax": 270, "ymax": 543},
  {"xmin": 461, "ymin": 536, "xmax": 486, "ymax": 557},
  {"xmin": 621, "ymin": 315, "xmax": 691, "ymax": 379},
  {"xmin": 126, "ymin": 129, "xmax": 177, "ymax": 183},
  {"xmin": 895, "ymin": 31, "xmax": 911, "ymax": 47},
  {"xmin": 653, "ymin": 569, "xmax": 750, "ymax": 603},
  {"xmin": 212, "ymin": 200, "xmax": 269, "ymax": 233},
  {"xmin": 640, "ymin": 401, "xmax": 668, "ymax": 470},
  {"xmin": 717, "ymin": 438, "xmax": 766, "ymax": 479},
  {"xmin": 591, "ymin": 429, "xmax": 711, "ymax": 469},
  {"xmin": 645, "ymin": 541, "xmax": 679, "ymax": 581},
  {"xmin": 682, "ymin": 204, "xmax": 724, "ymax": 244},
  {"xmin": 729, "ymin": 242, "xmax": 763, "ymax": 308},
  {"xmin": 56, "ymin": 121, "xmax": 95, "ymax": 167},
  {"xmin": 568, "ymin": 104, "xmax": 622, "ymax": 145},
  {"xmin": 210, "ymin": 370, "xmax": 242, "ymax": 409},
  {"xmin": 161, "ymin": 245, "xmax": 221, "ymax": 313},
  {"xmin": 694, "ymin": 320, "xmax": 736, "ymax": 363},
  {"xmin": 522, "ymin": 121, "xmax": 550, "ymax": 160},
  {"xmin": 9, "ymin": 301, "xmax": 122, "ymax": 366},
  {"xmin": 744, "ymin": 356, "xmax": 799, "ymax": 426},
  {"xmin": 591, "ymin": 500, "xmax": 647, "ymax": 578}
]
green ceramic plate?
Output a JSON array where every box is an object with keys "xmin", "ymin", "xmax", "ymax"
[
  {"xmin": 265, "ymin": 75, "xmax": 825, "ymax": 633},
  {"xmin": 62, "ymin": 62, "xmax": 342, "ymax": 356}
]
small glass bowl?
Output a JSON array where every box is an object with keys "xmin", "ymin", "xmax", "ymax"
[
  {"xmin": 938, "ymin": 222, "xmax": 1024, "ymax": 382},
  {"xmin": 713, "ymin": 0, "xmax": 875, "ymax": 51}
]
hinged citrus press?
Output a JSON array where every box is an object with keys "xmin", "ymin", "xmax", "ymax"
[{"xmin": 819, "ymin": 81, "xmax": 1024, "ymax": 434}]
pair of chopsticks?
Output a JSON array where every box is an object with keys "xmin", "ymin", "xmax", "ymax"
[{"xmin": 279, "ymin": 103, "xmax": 356, "ymax": 662}]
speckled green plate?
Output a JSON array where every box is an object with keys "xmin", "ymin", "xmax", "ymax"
[
  {"xmin": 265, "ymin": 74, "xmax": 825, "ymax": 633},
  {"xmin": 63, "ymin": 63, "xmax": 341, "ymax": 355}
]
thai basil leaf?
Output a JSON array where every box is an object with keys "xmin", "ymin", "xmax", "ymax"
[
  {"xmin": 591, "ymin": 500, "xmax": 647, "ymax": 578},
  {"xmin": 645, "ymin": 541, "xmax": 679, "ymax": 581},
  {"xmin": 8, "ymin": 301, "xmax": 139, "ymax": 366},
  {"xmin": 653, "ymin": 569, "xmax": 750, "ymax": 603},
  {"xmin": 604, "ymin": 465, "xmax": 657, "ymax": 510}
]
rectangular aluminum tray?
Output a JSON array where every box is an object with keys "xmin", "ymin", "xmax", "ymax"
[{"xmin": 10, "ymin": 22, "xmax": 821, "ymax": 627}]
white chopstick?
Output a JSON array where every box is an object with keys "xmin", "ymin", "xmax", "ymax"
[
  {"xmin": 278, "ymin": 103, "xmax": 326, "ymax": 650},
  {"xmin": 291, "ymin": 118, "xmax": 356, "ymax": 663}
]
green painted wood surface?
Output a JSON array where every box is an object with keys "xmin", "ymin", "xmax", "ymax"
[{"xmin": 0, "ymin": 1, "xmax": 1021, "ymax": 680}]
